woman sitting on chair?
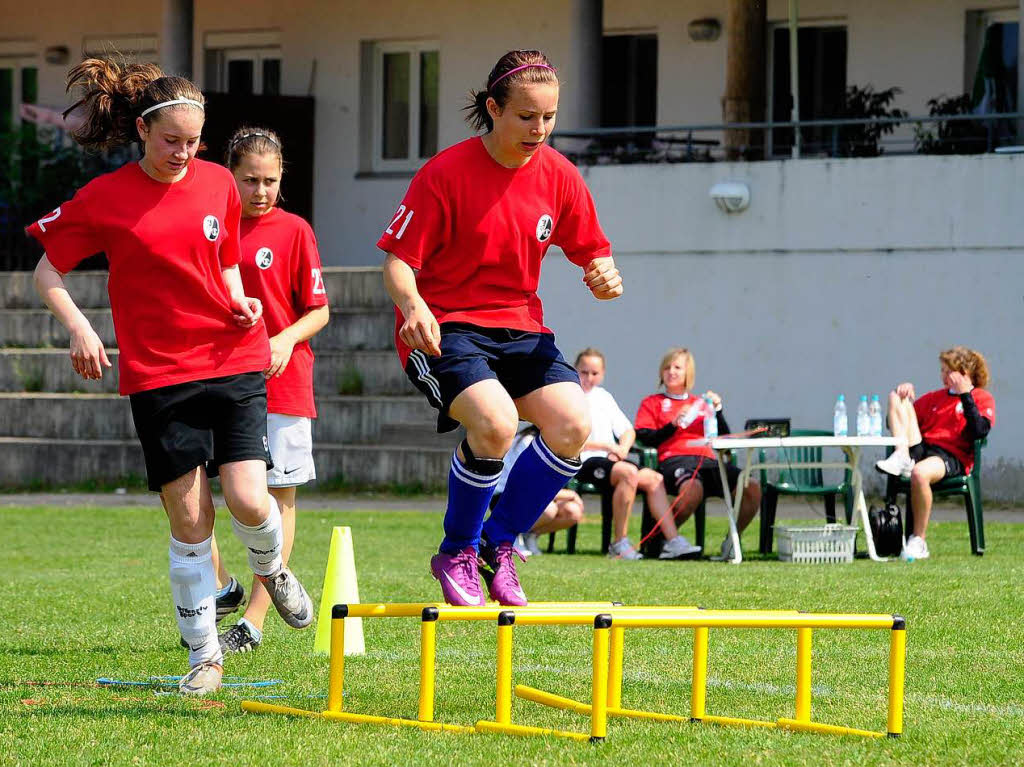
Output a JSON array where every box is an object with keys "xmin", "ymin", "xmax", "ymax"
[
  {"xmin": 635, "ymin": 347, "xmax": 761, "ymax": 560},
  {"xmin": 875, "ymin": 346, "xmax": 995, "ymax": 561}
]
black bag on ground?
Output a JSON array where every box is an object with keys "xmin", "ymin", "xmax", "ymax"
[{"xmin": 868, "ymin": 503, "xmax": 904, "ymax": 557}]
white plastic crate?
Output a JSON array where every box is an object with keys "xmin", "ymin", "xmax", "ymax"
[{"xmin": 774, "ymin": 524, "xmax": 858, "ymax": 563}]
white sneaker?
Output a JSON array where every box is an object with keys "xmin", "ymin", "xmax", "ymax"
[
  {"xmin": 876, "ymin": 452, "xmax": 915, "ymax": 478},
  {"xmin": 659, "ymin": 535, "xmax": 702, "ymax": 559},
  {"xmin": 514, "ymin": 534, "xmax": 533, "ymax": 558},
  {"xmin": 901, "ymin": 535, "xmax": 930, "ymax": 561},
  {"xmin": 608, "ymin": 538, "xmax": 644, "ymax": 560},
  {"xmin": 522, "ymin": 532, "xmax": 543, "ymax": 557}
]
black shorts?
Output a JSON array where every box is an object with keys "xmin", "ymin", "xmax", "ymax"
[
  {"xmin": 659, "ymin": 455, "xmax": 741, "ymax": 498},
  {"xmin": 910, "ymin": 442, "xmax": 964, "ymax": 479},
  {"xmin": 576, "ymin": 456, "xmax": 634, "ymax": 493},
  {"xmin": 404, "ymin": 323, "xmax": 580, "ymax": 433},
  {"xmin": 129, "ymin": 372, "xmax": 273, "ymax": 492}
]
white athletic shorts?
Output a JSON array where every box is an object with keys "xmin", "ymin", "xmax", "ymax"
[{"xmin": 266, "ymin": 413, "xmax": 316, "ymax": 487}]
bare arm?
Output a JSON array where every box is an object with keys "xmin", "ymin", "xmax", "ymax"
[
  {"xmin": 33, "ymin": 255, "xmax": 111, "ymax": 380},
  {"xmin": 382, "ymin": 253, "xmax": 441, "ymax": 356},
  {"xmin": 221, "ymin": 265, "xmax": 262, "ymax": 328},
  {"xmin": 265, "ymin": 304, "xmax": 330, "ymax": 378}
]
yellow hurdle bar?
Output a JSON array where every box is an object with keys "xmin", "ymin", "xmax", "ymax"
[
  {"xmin": 610, "ymin": 612, "xmax": 898, "ymax": 630},
  {"xmin": 327, "ymin": 604, "xmax": 346, "ymax": 712},
  {"xmin": 691, "ymin": 626, "xmax": 709, "ymax": 721},
  {"xmin": 887, "ymin": 618, "xmax": 907, "ymax": 737},
  {"xmin": 474, "ymin": 720, "xmax": 591, "ymax": 741},
  {"xmin": 778, "ymin": 718, "xmax": 886, "ymax": 739},
  {"xmin": 418, "ymin": 608, "xmax": 438, "ymax": 722},
  {"xmin": 496, "ymin": 613, "xmax": 515, "ymax": 724},
  {"xmin": 607, "ymin": 625, "xmax": 625, "ymax": 709},
  {"xmin": 516, "ymin": 684, "xmax": 692, "ymax": 723},
  {"xmin": 796, "ymin": 627, "xmax": 812, "ymax": 722},
  {"xmin": 701, "ymin": 714, "xmax": 779, "ymax": 729},
  {"xmin": 590, "ymin": 615, "xmax": 611, "ymax": 740}
]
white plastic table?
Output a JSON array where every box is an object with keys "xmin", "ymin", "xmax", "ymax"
[{"xmin": 688, "ymin": 436, "xmax": 905, "ymax": 563}]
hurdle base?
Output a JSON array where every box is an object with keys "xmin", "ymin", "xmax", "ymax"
[
  {"xmin": 475, "ymin": 719, "xmax": 591, "ymax": 741},
  {"xmin": 778, "ymin": 718, "xmax": 886, "ymax": 739},
  {"xmin": 241, "ymin": 700, "xmax": 473, "ymax": 733},
  {"xmin": 698, "ymin": 714, "xmax": 778, "ymax": 729}
]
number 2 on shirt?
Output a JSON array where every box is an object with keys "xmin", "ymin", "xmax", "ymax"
[
  {"xmin": 311, "ymin": 267, "xmax": 326, "ymax": 295},
  {"xmin": 386, "ymin": 205, "xmax": 414, "ymax": 240}
]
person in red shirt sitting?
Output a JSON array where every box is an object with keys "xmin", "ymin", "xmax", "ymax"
[
  {"xmin": 29, "ymin": 58, "xmax": 313, "ymax": 694},
  {"xmin": 211, "ymin": 126, "xmax": 330, "ymax": 654},
  {"xmin": 378, "ymin": 50, "xmax": 622, "ymax": 607},
  {"xmin": 875, "ymin": 346, "xmax": 995, "ymax": 560},
  {"xmin": 635, "ymin": 348, "xmax": 761, "ymax": 560}
]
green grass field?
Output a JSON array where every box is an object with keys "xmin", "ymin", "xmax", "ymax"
[{"xmin": 3, "ymin": 504, "xmax": 1023, "ymax": 766}]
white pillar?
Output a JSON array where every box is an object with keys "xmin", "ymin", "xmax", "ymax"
[
  {"xmin": 564, "ymin": 0, "xmax": 603, "ymax": 130},
  {"xmin": 161, "ymin": 0, "xmax": 193, "ymax": 78}
]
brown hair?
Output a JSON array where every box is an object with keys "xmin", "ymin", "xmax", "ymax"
[
  {"xmin": 64, "ymin": 56, "xmax": 204, "ymax": 150},
  {"xmin": 574, "ymin": 347, "xmax": 605, "ymax": 368},
  {"xmin": 658, "ymin": 348, "xmax": 695, "ymax": 389},
  {"xmin": 225, "ymin": 125, "xmax": 284, "ymax": 171},
  {"xmin": 464, "ymin": 50, "xmax": 559, "ymax": 132},
  {"xmin": 939, "ymin": 346, "xmax": 990, "ymax": 389}
]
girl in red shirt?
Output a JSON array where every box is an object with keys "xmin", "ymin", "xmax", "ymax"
[
  {"xmin": 875, "ymin": 346, "xmax": 995, "ymax": 560},
  {"xmin": 29, "ymin": 59, "xmax": 312, "ymax": 694},
  {"xmin": 635, "ymin": 348, "xmax": 762, "ymax": 560},
  {"xmin": 214, "ymin": 126, "xmax": 330, "ymax": 654},
  {"xmin": 378, "ymin": 50, "xmax": 623, "ymax": 607}
]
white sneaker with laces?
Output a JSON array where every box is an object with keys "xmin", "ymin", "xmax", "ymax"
[
  {"xmin": 608, "ymin": 538, "xmax": 643, "ymax": 560},
  {"xmin": 876, "ymin": 452, "xmax": 915, "ymax": 478},
  {"xmin": 901, "ymin": 534, "xmax": 930, "ymax": 561},
  {"xmin": 514, "ymin": 534, "xmax": 533, "ymax": 558},
  {"xmin": 659, "ymin": 535, "xmax": 702, "ymax": 559},
  {"xmin": 522, "ymin": 532, "xmax": 543, "ymax": 557}
]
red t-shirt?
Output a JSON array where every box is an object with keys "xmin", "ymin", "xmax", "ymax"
[
  {"xmin": 376, "ymin": 137, "xmax": 611, "ymax": 365},
  {"xmin": 914, "ymin": 388, "xmax": 995, "ymax": 474},
  {"xmin": 27, "ymin": 159, "xmax": 269, "ymax": 395},
  {"xmin": 238, "ymin": 207, "xmax": 327, "ymax": 418},
  {"xmin": 635, "ymin": 393, "xmax": 715, "ymax": 463}
]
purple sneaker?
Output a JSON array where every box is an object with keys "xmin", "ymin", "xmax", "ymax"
[
  {"xmin": 430, "ymin": 547, "xmax": 485, "ymax": 606},
  {"xmin": 478, "ymin": 540, "xmax": 528, "ymax": 606}
]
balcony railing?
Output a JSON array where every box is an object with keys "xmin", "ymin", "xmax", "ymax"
[{"xmin": 549, "ymin": 112, "xmax": 1024, "ymax": 165}]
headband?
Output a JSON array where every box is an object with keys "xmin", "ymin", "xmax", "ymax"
[
  {"xmin": 488, "ymin": 63, "xmax": 556, "ymax": 91},
  {"xmin": 229, "ymin": 131, "xmax": 281, "ymax": 149},
  {"xmin": 140, "ymin": 98, "xmax": 205, "ymax": 118}
]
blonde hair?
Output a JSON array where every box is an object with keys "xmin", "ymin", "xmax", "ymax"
[
  {"xmin": 658, "ymin": 347, "xmax": 695, "ymax": 389},
  {"xmin": 64, "ymin": 56, "xmax": 204, "ymax": 150},
  {"xmin": 574, "ymin": 347, "xmax": 605, "ymax": 368},
  {"xmin": 939, "ymin": 346, "xmax": 990, "ymax": 389}
]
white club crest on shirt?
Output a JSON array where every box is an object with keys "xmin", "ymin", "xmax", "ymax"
[
  {"xmin": 255, "ymin": 247, "xmax": 274, "ymax": 270},
  {"xmin": 202, "ymin": 215, "xmax": 220, "ymax": 241},
  {"xmin": 535, "ymin": 214, "xmax": 553, "ymax": 242}
]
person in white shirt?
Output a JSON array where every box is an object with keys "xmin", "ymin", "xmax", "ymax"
[{"xmin": 575, "ymin": 348, "xmax": 701, "ymax": 560}]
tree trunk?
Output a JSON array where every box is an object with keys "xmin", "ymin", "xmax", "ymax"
[{"xmin": 723, "ymin": 0, "xmax": 767, "ymax": 160}]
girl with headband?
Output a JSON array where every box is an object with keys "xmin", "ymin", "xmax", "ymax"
[
  {"xmin": 29, "ymin": 58, "xmax": 313, "ymax": 695},
  {"xmin": 210, "ymin": 126, "xmax": 330, "ymax": 654},
  {"xmin": 378, "ymin": 49, "xmax": 623, "ymax": 606}
]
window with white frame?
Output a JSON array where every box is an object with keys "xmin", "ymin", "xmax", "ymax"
[
  {"xmin": 371, "ymin": 40, "xmax": 439, "ymax": 172},
  {"xmin": 966, "ymin": 9, "xmax": 1018, "ymax": 115},
  {"xmin": 204, "ymin": 31, "xmax": 281, "ymax": 95},
  {"xmin": 0, "ymin": 41, "xmax": 38, "ymax": 132}
]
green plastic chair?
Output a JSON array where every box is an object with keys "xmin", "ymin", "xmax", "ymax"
[
  {"xmin": 757, "ymin": 428, "xmax": 852, "ymax": 554},
  {"xmin": 885, "ymin": 438, "xmax": 986, "ymax": 556}
]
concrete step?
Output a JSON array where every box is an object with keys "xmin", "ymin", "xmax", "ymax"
[
  {"xmin": 1, "ymin": 307, "xmax": 394, "ymax": 352},
  {"xmin": 0, "ymin": 349, "xmax": 415, "ymax": 395},
  {"xmin": 0, "ymin": 392, "xmax": 444, "ymax": 445},
  {"xmin": 0, "ymin": 437, "xmax": 450, "ymax": 491},
  {"xmin": 0, "ymin": 267, "xmax": 389, "ymax": 311}
]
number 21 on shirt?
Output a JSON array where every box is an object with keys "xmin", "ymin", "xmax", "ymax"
[{"xmin": 386, "ymin": 205, "xmax": 414, "ymax": 240}]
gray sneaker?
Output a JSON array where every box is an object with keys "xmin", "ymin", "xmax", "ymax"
[
  {"xmin": 257, "ymin": 567, "xmax": 313, "ymax": 628},
  {"xmin": 659, "ymin": 535, "xmax": 702, "ymax": 559},
  {"xmin": 178, "ymin": 661, "xmax": 223, "ymax": 695},
  {"xmin": 608, "ymin": 538, "xmax": 643, "ymax": 560}
]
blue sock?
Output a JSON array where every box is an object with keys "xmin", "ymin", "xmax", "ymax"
[
  {"xmin": 483, "ymin": 435, "xmax": 581, "ymax": 545},
  {"xmin": 439, "ymin": 447, "xmax": 502, "ymax": 554},
  {"xmin": 215, "ymin": 578, "xmax": 234, "ymax": 599}
]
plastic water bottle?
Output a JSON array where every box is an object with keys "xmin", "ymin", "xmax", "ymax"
[
  {"xmin": 869, "ymin": 394, "xmax": 883, "ymax": 437},
  {"xmin": 856, "ymin": 395, "xmax": 870, "ymax": 436},
  {"xmin": 704, "ymin": 396, "xmax": 718, "ymax": 440},
  {"xmin": 833, "ymin": 395, "xmax": 848, "ymax": 437}
]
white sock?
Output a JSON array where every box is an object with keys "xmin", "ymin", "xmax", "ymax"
[
  {"xmin": 230, "ymin": 493, "xmax": 283, "ymax": 577},
  {"xmin": 169, "ymin": 536, "xmax": 221, "ymax": 667}
]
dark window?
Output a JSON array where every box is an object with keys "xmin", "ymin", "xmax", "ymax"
[
  {"xmin": 227, "ymin": 59, "xmax": 254, "ymax": 95},
  {"xmin": 772, "ymin": 26, "xmax": 847, "ymax": 155},
  {"xmin": 382, "ymin": 52, "xmax": 410, "ymax": 160},
  {"xmin": 601, "ymin": 34, "xmax": 658, "ymax": 130},
  {"xmin": 262, "ymin": 58, "xmax": 281, "ymax": 96},
  {"xmin": 0, "ymin": 68, "xmax": 12, "ymax": 131},
  {"xmin": 973, "ymin": 21, "xmax": 1019, "ymax": 114},
  {"xmin": 419, "ymin": 50, "xmax": 438, "ymax": 158}
]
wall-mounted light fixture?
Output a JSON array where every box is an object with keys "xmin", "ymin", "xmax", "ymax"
[
  {"xmin": 44, "ymin": 46, "xmax": 70, "ymax": 65},
  {"xmin": 688, "ymin": 18, "xmax": 722, "ymax": 42},
  {"xmin": 710, "ymin": 181, "xmax": 750, "ymax": 213}
]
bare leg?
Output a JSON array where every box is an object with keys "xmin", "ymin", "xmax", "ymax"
[
  {"xmin": 514, "ymin": 381, "xmax": 590, "ymax": 459},
  {"xmin": 671, "ymin": 478, "xmax": 705, "ymax": 526},
  {"xmin": 449, "ymin": 379, "xmax": 520, "ymax": 461},
  {"xmin": 242, "ymin": 485, "xmax": 297, "ymax": 632},
  {"xmin": 530, "ymin": 491, "xmax": 584, "ymax": 534},
  {"xmin": 161, "ymin": 469, "xmax": 216, "ymax": 543},
  {"xmin": 887, "ymin": 391, "xmax": 923, "ymax": 457},
  {"xmin": 909, "ymin": 457, "xmax": 946, "ymax": 539},
  {"xmin": 637, "ymin": 469, "xmax": 680, "ymax": 538},
  {"xmin": 735, "ymin": 479, "xmax": 761, "ymax": 533},
  {"xmin": 609, "ymin": 462, "xmax": 640, "ymax": 541}
]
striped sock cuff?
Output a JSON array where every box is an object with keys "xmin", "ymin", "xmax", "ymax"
[
  {"xmin": 531, "ymin": 435, "xmax": 582, "ymax": 478},
  {"xmin": 450, "ymin": 453, "xmax": 502, "ymax": 489}
]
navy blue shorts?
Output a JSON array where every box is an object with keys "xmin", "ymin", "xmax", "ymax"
[{"xmin": 404, "ymin": 323, "xmax": 581, "ymax": 433}]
